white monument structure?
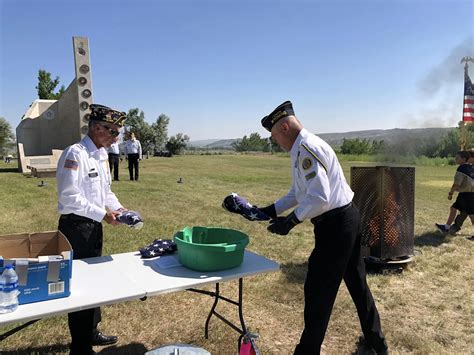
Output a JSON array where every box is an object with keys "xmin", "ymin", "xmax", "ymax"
[{"xmin": 16, "ymin": 37, "xmax": 94, "ymax": 175}]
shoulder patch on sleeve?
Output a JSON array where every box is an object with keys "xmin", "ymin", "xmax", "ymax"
[
  {"xmin": 64, "ymin": 159, "xmax": 79, "ymax": 170},
  {"xmin": 302, "ymin": 157, "xmax": 312, "ymax": 170},
  {"xmin": 301, "ymin": 143, "xmax": 328, "ymax": 174}
]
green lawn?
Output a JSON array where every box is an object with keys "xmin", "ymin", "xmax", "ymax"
[{"xmin": 0, "ymin": 155, "xmax": 472, "ymax": 354}]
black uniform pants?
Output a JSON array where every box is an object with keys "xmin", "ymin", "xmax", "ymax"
[
  {"xmin": 294, "ymin": 204, "xmax": 386, "ymax": 354},
  {"xmin": 127, "ymin": 153, "xmax": 139, "ymax": 180},
  {"xmin": 58, "ymin": 214, "xmax": 103, "ymax": 354},
  {"xmin": 108, "ymin": 153, "xmax": 120, "ymax": 181}
]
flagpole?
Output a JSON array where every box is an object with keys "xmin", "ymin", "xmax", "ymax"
[{"xmin": 460, "ymin": 56, "xmax": 474, "ymax": 150}]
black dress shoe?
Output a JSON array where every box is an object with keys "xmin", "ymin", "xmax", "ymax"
[{"xmin": 91, "ymin": 331, "xmax": 118, "ymax": 346}]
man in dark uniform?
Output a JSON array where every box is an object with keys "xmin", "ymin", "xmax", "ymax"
[
  {"xmin": 259, "ymin": 101, "xmax": 388, "ymax": 355},
  {"xmin": 56, "ymin": 104, "xmax": 129, "ymax": 355}
]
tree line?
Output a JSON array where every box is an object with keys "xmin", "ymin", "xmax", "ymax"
[
  {"xmin": 230, "ymin": 127, "xmax": 473, "ymax": 159},
  {"xmin": 1, "ymin": 70, "xmax": 191, "ymax": 157},
  {"xmin": 1, "ymin": 69, "xmax": 473, "ymax": 159},
  {"xmin": 124, "ymin": 109, "xmax": 189, "ymax": 155},
  {"xmin": 338, "ymin": 127, "xmax": 473, "ymax": 157}
]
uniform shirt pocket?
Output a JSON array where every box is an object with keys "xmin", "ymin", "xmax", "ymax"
[{"xmin": 85, "ymin": 175, "xmax": 101, "ymax": 198}]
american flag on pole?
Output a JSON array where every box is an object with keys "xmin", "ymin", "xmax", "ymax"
[{"xmin": 463, "ymin": 68, "xmax": 474, "ymax": 123}]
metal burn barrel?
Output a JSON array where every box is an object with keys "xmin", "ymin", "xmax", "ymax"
[{"xmin": 351, "ymin": 166, "xmax": 415, "ymax": 261}]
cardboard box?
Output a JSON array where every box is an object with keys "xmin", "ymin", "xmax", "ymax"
[{"xmin": 0, "ymin": 231, "xmax": 73, "ymax": 304}]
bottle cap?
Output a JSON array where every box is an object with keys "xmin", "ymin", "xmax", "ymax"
[{"xmin": 5, "ymin": 264, "xmax": 14, "ymax": 269}]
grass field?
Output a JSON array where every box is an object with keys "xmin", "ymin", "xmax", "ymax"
[{"xmin": 0, "ymin": 155, "xmax": 472, "ymax": 354}]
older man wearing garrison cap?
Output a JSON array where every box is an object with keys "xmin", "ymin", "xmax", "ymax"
[
  {"xmin": 258, "ymin": 101, "xmax": 388, "ymax": 355},
  {"xmin": 56, "ymin": 104, "xmax": 131, "ymax": 354}
]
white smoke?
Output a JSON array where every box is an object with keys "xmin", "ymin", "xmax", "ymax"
[{"xmin": 418, "ymin": 36, "xmax": 473, "ymax": 96}]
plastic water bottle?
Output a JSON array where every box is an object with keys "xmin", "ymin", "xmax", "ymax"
[{"xmin": 0, "ymin": 264, "xmax": 20, "ymax": 314}]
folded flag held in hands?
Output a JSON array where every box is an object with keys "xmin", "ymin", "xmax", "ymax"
[
  {"xmin": 222, "ymin": 192, "xmax": 270, "ymax": 221},
  {"xmin": 117, "ymin": 210, "xmax": 144, "ymax": 230}
]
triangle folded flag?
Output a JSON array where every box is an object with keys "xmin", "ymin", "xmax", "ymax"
[
  {"xmin": 139, "ymin": 239, "xmax": 178, "ymax": 258},
  {"xmin": 222, "ymin": 192, "xmax": 270, "ymax": 221}
]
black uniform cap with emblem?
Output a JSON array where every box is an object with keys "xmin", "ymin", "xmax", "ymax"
[
  {"xmin": 261, "ymin": 100, "xmax": 295, "ymax": 131},
  {"xmin": 89, "ymin": 104, "xmax": 127, "ymax": 127}
]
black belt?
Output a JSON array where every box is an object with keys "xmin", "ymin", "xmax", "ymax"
[
  {"xmin": 108, "ymin": 153, "xmax": 119, "ymax": 156},
  {"xmin": 311, "ymin": 202, "xmax": 353, "ymax": 224},
  {"xmin": 60, "ymin": 214, "xmax": 100, "ymax": 224}
]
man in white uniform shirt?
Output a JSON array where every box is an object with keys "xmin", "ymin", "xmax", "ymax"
[
  {"xmin": 125, "ymin": 132, "xmax": 142, "ymax": 181},
  {"xmin": 57, "ymin": 104, "xmax": 129, "ymax": 355},
  {"xmin": 107, "ymin": 141, "xmax": 121, "ymax": 181},
  {"xmin": 259, "ymin": 101, "xmax": 388, "ymax": 355}
]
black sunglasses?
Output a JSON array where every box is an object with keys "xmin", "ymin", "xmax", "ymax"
[{"xmin": 98, "ymin": 123, "xmax": 120, "ymax": 137}]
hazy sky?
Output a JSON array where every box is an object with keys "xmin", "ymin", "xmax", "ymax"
[{"xmin": 1, "ymin": 0, "xmax": 473, "ymax": 140}]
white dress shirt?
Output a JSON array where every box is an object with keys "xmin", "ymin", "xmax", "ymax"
[
  {"xmin": 274, "ymin": 128, "xmax": 354, "ymax": 221},
  {"xmin": 107, "ymin": 142, "xmax": 120, "ymax": 155},
  {"xmin": 125, "ymin": 138, "xmax": 142, "ymax": 159},
  {"xmin": 57, "ymin": 135, "xmax": 123, "ymax": 222}
]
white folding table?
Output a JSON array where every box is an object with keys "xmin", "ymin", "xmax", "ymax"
[{"xmin": 0, "ymin": 250, "xmax": 279, "ymax": 350}]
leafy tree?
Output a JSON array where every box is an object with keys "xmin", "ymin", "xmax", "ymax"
[
  {"xmin": 434, "ymin": 128, "xmax": 474, "ymax": 158},
  {"xmin": 340, "ymin": 138, "xmax": 388, "ymax": 155},
  {"xmin": 125, "ymin": 108, "xmax": 153, "ymax": 153},
  {"xmin": 166, "ymin": 133, "xmax": 190, "ymax": 155},
  {"xmin": 232, "ymin": 132, "xmax": 268, "ymax": 152},
  {"xmin": 36, "ymin": 69, "xmax": 65, "ymax": 99},
  {"xmin": 370, "ymin": 140, "xmax": 386, "ymax": 154},
  {"xmin": 150, "ymin": 114, "xmax": 170, "ymax": 151},
  {"xmin": 0, "ymin": 117, "xmax": 15, "ymax": 156},
  {"xmin": 340, "ymin": 138, "xmax": 371, "ymax": 155}
]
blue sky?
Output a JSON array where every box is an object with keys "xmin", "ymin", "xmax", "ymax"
[{"xmin": 1, "ymin": 0, "xmax": 473, "ymax": 140}]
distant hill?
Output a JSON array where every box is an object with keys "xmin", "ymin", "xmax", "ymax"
[
  {"xmin": 187, "ymin": 139, "xmax": 220, "ymax": 148},
  {"xmin": 317, "ymin": 127, "xmax": 453, "ymax": 147},
  {"xmin": 188, "ymin": 127, "xmax": 454, "ymax": 150},
  {"xmin": 188, "ymin": 138, "xmax": 241, "ymax": 149}
]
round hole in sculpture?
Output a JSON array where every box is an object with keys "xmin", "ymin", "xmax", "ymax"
[
  {"xmin": 78, "ymin": 77, "xmax": 87, "ymax": 86},
  {"xmin": 82, "ymin": 114, "xmax": 91, "ymax": 123},
  {"xmin": 81, "ymin": 89, "xmax": 92, "ymax": 98},
  {"xmin": 81, "ymin": 125, "xmax": 89, "ymax": 135},
  {"xmin": 78, "ymin": 48, "xmax": 86, "ymax": 56},
  {"xmin": 80, "ymin": 102, "xmax": 89, "ymax": 111},
  {"xmin": 79, "ymin": 64, "xmax": 90, "ymax": 74}
]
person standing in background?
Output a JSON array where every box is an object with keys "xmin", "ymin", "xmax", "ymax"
[
  {"xmin": 125, "ymin": 132, "xmax": 142, "ymax": 181},
  {"xmin": 107, "ymin": 141, "xmax": 120, "ymax": 181}
]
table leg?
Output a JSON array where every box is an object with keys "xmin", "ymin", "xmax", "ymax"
[
  {"xmin": 0, "ymin": 319, "xmax": 39, "ymax": 341},
  {"xmin": 187, "ymin": 277, "xmax": 248, "ymax": 351}
]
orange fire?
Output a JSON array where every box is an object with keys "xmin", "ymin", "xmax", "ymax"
[{"xmin": 367, "ymin": 191, "xmax": 401, "ymax": 248}]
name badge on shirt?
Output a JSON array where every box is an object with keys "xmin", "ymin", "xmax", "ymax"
[{"xmin": 88, "ymin": 172, "xmax": 99, "ymax": 178}]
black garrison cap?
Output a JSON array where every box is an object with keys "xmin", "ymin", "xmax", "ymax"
[
  {"xmin": 261, "ymin": 100, "xmax": 295, "ymax": 131},
  {"xmin": 89, "ymin": 104, "xmax": 127, "ymax": 127}
]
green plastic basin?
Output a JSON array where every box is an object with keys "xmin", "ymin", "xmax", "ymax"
[{"xmin": 173, "ymin": 226, "xmax": 249, "ymax": 271}]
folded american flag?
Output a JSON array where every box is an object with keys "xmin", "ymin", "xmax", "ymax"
[
  {"xmin": 222, "ymin": 192, "xmax": 270, "ymax": 221},
  {"xmin": 117, "ymin": 210, "xmax": 144, "ymax": 230},
  {"xmin": 139, "ymin": 239, "xmax": 177, "ymax": 258}
]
